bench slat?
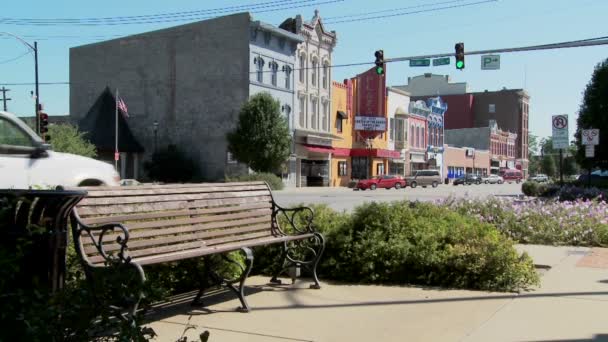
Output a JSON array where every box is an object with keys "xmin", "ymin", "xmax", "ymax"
[
  {"xmin": 77, "ymin": 196, "xmax": 272, "ymax": 216},
  {"xmin": 87, "ymin": 231, "xmax": 273, "ymax": 264},
  {"xmin": 77, "ymin": 181, "xmax": 267, "ymax": 191},
  {"xmin": 84, "ymin": 215, "xmax": 272, "ymax": 245},
  {"xmin": 81, "ymin": 202, "xmax": 271, "ymax": 225},
  {"xmin": 81, "ymin": 184, "xmax": 270, "ymax": 198},
  {"xmin": 79, "ymin": 190, "xmax": 271, "ymax": 206},
  {"xmin": 121, "ymin": 208, "xmax": 271, "ymax": 231},
  {"xmin": 133, "ymin": 234, "xmax": 313, "ymax": 266},
  {"xmin": 84, "ymin": 223, "xmax": 272, "ymax": 254}
]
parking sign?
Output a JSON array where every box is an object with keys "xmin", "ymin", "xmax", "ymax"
[{"xmin": 552, "ymin": 115, "xmax": 569, "ymax": 149}]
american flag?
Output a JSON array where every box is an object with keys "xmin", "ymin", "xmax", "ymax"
[{"xmin": 117, "ymin": 96, "xmax": 129, "ymax": 117}]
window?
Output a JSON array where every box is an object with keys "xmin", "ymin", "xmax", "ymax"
[
  {"xmin": 489, "ymin": 104, "xmax": 496, "ymax": 113},
  {"xmin": 255, "ymin": 57, "xmax": 264, "ymax": 83},
  {"xmin": 389, "ymin": 118, "xmax": 395, "ymax": 141},
  {"xmin": 0, "ymin": 118, "xmax": 34, "ymax": 146},
  {"xmin": 338, "ymin": 161, "xmax": 347, "ymax": 176},
  {"xmin": 322, "ymin": 102, "xmax": 328, "ymax": 131},
  {"xmin": 416, "ymin": 127, "xmax": 420, "ymax": 148},
  {"xmin": 421, "ymin": 127, "xmax": 425, "ymax": 147},
  {"xmin": 410, "ymin": 126, "xmax": 415, "ymax": 146},
  {"xmin": 376, "ymin": 163, "xmax": 385, "ymax": 176},
  {"xmin": 336, "ymin": 118, "xmax": 343, "ymax": 133},
  {"xmin": 311, "ymin": 58, "xmax": 318, "ymax": 86},
  {"xmin": 299, "ymin": 97, "xmax": 306, "ymax": 128},
  {"xmin": 311, "ymin": 98, "xmax": 318, "ymax": 129},
  {"xmin": 284, "ymin": 66, "xmax": 292, "ymax": 89},
  {"xmin": 299, "ymin": 54, "xmax": 306, "ymax": 83},
  {"xmin": 270, "ymin": 62, "xmax": 278, "ymax": 86},
  {"xmin": 322, "ymin": 62, "xmax": 329, "ymax": 89},
  {"xmin": 264, "ymin": 32, "xmax": 271, "ymax": 45}
]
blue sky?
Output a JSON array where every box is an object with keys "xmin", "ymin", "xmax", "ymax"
[{"xmin": 1, "ymin": 0, "xmax": 607, "ymax": 139}]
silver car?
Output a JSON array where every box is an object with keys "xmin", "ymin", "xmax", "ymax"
[{"xmin": 482, "ymin": 174, "xmax": 504, "ymax": 184}]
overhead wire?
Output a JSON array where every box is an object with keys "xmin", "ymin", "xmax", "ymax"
[
  {"xmin": 0, "ymin": 50, "xmax": 32, "ymax": 65},
  {"xmin": 2, "ymin": 35, "xmax": 608, "ymax": 87}
]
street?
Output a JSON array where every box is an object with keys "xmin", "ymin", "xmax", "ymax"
[{"xmin": 273, "ymin": 182, "xmax": 523, "ymax": 212}]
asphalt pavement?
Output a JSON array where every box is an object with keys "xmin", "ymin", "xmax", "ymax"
[{"xmin": 273, "ymin": 181, "xmax": 523, "ymax": 212}]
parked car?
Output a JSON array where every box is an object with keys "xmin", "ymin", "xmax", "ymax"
[
  {"xmin": 0, "ymin": 111, "xmax": 120, "ymax": 189},
  {"xmin": 453, "ymin": 174, "xmax": 482, "ymax": 186},
  {"xmin": 406, "ymin": 170, "xmax": 441, "ymax": 188},
  {"xmin": 500, "ymin": 169, "xmax": 523, "ymax": 183},
  {"xmin": 529, "ymin": 174, "xmax": 549, "ymax": 183},
  {"xmin": 482, "ymin": 174, "xmax": 504, "ymax": 184},
  {"xmin": 120, "ymin": 179, "xmax": 142, "ymax": 186},
  {"xmin": 355, "ymin": 175, "xmax": 406, "ymax": 190}
]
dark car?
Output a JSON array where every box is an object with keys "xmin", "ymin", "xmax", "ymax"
[
  {"xmin": 453, "ymin": 174, "xmax": 482, "ymax": 186},
  {"xmin": 355, "ymin": 175, "xmax": 406, "ymax": 190}
]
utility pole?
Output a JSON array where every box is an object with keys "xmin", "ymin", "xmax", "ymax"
[
  {"xmin": 34, "ymin": 41, "xmax": 40, "ymax": 134},
  {"xmin": 0, "ymin": 87, "xmax": 11, "ymax": 111}
]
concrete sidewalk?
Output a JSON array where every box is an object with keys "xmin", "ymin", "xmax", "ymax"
[{"xmin": 147, "ymin": 245, "xmax": 608, "ymax": 342}]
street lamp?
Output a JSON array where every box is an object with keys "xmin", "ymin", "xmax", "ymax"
[
  {"xmin": 0, "ymin": 32, "xmax": 39, "ymax": 133},
  {"xmin": 153, "ymin": 120, "xmax": 159, "ymax": 153}
]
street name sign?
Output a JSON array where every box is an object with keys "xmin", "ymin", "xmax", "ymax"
[
  {"xmin": 481, "ymin": 54, "xmax": 500, "ymax": 70},
  {"xmin": 582, "ymin": 129, "xmax": 599, "ymax": 145},
  {"xmin": 552, "ymin": 114, "xmax": 569, "ymax": 149},
  {"xmin": 410, "ymin": 59, "xmax": 431, "ymax": 67},
  {"xmin": 432, "ymin": 57, "xmax": 450, "ymax": 66}
]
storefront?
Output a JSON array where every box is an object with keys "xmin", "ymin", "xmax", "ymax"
[
  {"xmin": 294, "ymin": 130, "xmax": 343, "ymax": 187},
  {"xmin": 444, "ymin": 146, "xmax": 490, "ymax": 179},
  {"xmin": 350, "ymin": 148, "xmax": 398, "ymax": 179}
]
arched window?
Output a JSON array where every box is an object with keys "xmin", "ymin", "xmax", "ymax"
[
  {"xmin": 322, "ymin": 61, "xmax": 329, "ymax": 89},
  {"xmin": 283, "ymin": 66, "xmax": 292, "ymax": 89},
  {"xmin": 299, "ymin": 96, "xmax": 306, "ymax": 128},
  {"xmin": 299, "ymin": 54, "xmax": 306, "ymax": 83},
  {"xmin": 255, "ymin": 57, "xmax": 265, "ymax": 83},
  {"xmin": 311, "ymin": 58, "xmax": 318, "ymax": 87},
  {"xmin": 311, "ymin": 98, "xmax": 318, "ymax": 129},
  {"xmin": 270, "ymin": 61, "xmax": 278, "ymax": 86}
]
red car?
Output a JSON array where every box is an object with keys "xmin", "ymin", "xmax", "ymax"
[
  {"xmin": 500, "ymin": 169, "xmax": 523, "ymax": 183},
  {"xmin": 355, "ymin": 175, "xmax": 406, "ymax": 190}
]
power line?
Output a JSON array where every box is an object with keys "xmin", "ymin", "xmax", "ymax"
[
  {"xmin": 0, "ymin": 50, "xmax": 32, "ymax": 64},
  {"xmin": 2, "ymin": 35, "xmax": 608, "ymax": 87},
  {"xmin": 324, "ymin": 0, "xmax": 467, "ymax": 21},
  {"xmin": 0, "ymin": 0, "xmax": 338, "ymax": 26},
  {"xmin": 324, "ymin": 0, "xmax": 498, "ymax": 24}
]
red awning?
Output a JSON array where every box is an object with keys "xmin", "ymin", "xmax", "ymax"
[
  {"xmin": 304, "ymin": 145, "xmax": 334, "ymax": 154},
  {"xmin": 350, "ymin": 149, "xmax": 401, "ymax": 159}
]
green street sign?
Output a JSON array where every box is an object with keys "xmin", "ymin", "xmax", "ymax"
[
  {"xmin": 433, "ymin": 57, "xmax": 450, "ymax": 66},
  {"xmin": 410, "ymin": 59, "xmax": 431, "ymax": 67}
]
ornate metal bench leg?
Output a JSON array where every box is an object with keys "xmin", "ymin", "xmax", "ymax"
[
  {"xmin": 270, "ymin": 242, "xmax": 288, "ymax": 285},
  {"xmin": 192, "ymin": 258, "xmax": 211, "ymax": 307},
  {"xmin": 305, "ymin": 233, "xmax": 325, "ymax": 289},
  {"xmin": 222, "ymin": 247, "xmax": 254, "ymax": 312}
]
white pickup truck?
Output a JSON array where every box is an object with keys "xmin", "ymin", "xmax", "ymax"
[{"xmin": 0, "ymin": 111, "xmax": 120, "ymax": 189}]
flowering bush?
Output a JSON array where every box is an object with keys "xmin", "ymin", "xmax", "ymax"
[{"xmin": 441, "ymin": 197, "xmax": 608, "ymax": 247}]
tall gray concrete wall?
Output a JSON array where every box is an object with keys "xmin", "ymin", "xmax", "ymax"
[{"xmin": 70, "ymin": 13, "xmax": 251, "ymax": 181}]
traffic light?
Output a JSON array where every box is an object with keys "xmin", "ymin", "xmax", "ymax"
[
  {"xmin": 39, "ymin": 111, "xmax": 49, "ymax": 135},
  {"xmin": 374, "ymin": 50, "xmax": 385, "ymax": 75},
  {"xmin": 455, "ymin": 42, "xmax": 465, "ymax": 70}
]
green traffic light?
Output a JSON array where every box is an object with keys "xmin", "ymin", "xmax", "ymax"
[
  {"xmin": 376, "ymin": 66, "xmax": 384, "ymax": 75},
  {"xmin": 456, "ymin": 60, "xmax": 464, "ymax": 69}
]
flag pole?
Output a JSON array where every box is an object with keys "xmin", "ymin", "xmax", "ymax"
[{"xmin": 115, "ymin": 88, "xmax": 119, "ymax": 172}]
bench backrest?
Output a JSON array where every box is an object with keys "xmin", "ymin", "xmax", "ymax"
[{"xmin": 73, "ymin": 182, "xmax": 275, "ymax": 266}]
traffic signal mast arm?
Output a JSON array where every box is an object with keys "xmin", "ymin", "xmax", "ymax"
[{"xmin": 383, "ymin": 38, "xmax": 608, "ymax": 64}]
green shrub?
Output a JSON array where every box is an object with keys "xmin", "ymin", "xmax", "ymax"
[
  {"xmin": 226, "ymin": 172, "xmax": 284, "ymax": 190},
  {"xmin": 254, "ymin": 202, "xmax": 539, "ymax": 292},
  {"xmin": 522, "ymin": 181, "xmax": 539, "ymax": 196}
]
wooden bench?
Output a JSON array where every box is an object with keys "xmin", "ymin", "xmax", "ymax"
[{"xmin": 70, "ymin": 181, "xmax": 324, "ymax": 319}]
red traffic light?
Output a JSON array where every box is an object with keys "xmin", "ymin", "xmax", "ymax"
[{"xmin": 39, "ymin": 112, "xmax": 49, "ymax": 133}]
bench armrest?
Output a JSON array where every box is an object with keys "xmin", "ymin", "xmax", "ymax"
[
  {"xmin": 271, "ymin": 203, "xmax": 315, "ymax": 236},
  {"xmin": 71, "ymin": 212, "xmax": 132, "ymax": 266}
]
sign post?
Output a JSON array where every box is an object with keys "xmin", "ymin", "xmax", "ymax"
[
  {"xmin": 582, "ymin": 128, "xmax": 599, "ymax": 187},
  {"xmin": 552, "ymin": 115, "xmax": 569, "ymax": 186}
]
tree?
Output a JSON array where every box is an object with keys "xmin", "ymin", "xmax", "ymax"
[
  {"xmin": 576, "ymin": 57, "xmax": 608, "ymax": 170},
  {"xmin": 541, "ymin": 155, "xmax": 556, "ymax": 177},
  {"xmin": 528, "ymin": 134, "xmax": 540, "ymax": 175},
  {"xmin": 47, "ymin": 124, "xmax": 97, "ymax": 158},
  {"xmin": 227, "ymin": 92, "xmax": 291, "ymax": 173}
]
